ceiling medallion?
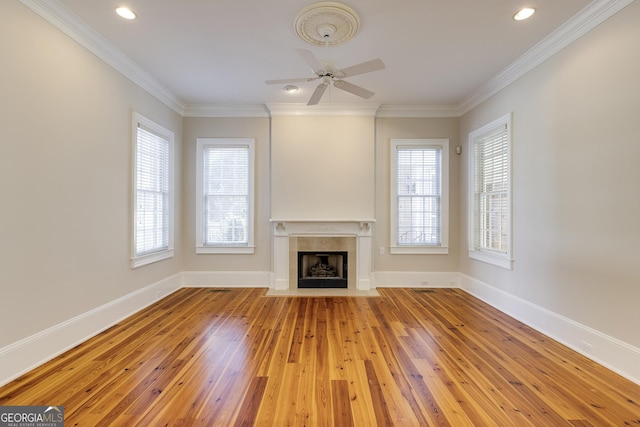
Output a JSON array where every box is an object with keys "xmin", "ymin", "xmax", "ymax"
[{"xmin": 294, "ymin": 2, "xmax": 360, "ymax": 47}]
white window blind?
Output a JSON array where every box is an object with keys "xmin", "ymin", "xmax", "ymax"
[
  {"xmin": 390, "ymin": 139, "xmax": 449, "ymax": 255},
  {"xmin": 474, "ymin": 125, "xmax": 508, "ymax": 252},
  {"xmin": 469, "ymin": 113, "xmax": 512, "ymax": 269},
  {"xmin": 396, "ymin": 146, "xmax": 442, "ymax": 246},
  {"xmin": 202, "ymin": 145, "xmax": 249, "ymax": 246},
  {"xmin": 135, "ymin": 124, "xmax": 169, "ymax": 256},
  {"xmin": 131, "ymin": 112, "xmax": 174, "ymax": 268}
]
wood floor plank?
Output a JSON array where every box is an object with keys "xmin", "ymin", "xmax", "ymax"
[
  {"xmin": 426, "ymin": 289, "xmax": 639, "ymax": 425},
  {"xmin": 1, "ymin": 287, "xmax": 639, "ymax": 426},
  {"xmin": 331, "ymin": 379, "xmax": 354, "ymax": 426},
  {"xmin": 413, "ymin": 298, "xmax": 565, "ymax": 425},
  {"xmin": 363, "ymin": 358, "xmax": 393, "ymax": 425}
]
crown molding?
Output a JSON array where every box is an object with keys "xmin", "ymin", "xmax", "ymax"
[
  {"xmin": 19, "ymin": 0, "xmax": 632, "ymax": 119},
  {"xmin": 183, "ymin": 104, "xmax": 270, "ymax": 118},
  {"xmin": 19, "ymin": 0, "xmax": 186, "ymax": 115},
  {"xmin": 376, "ymin": 105, "xmax": 459, "ymax": 118},
  {"xmin": 457, "ymin": 0, "xmax": 634, "ymax": 115},
  {"xmin": 187, "ymin": 103, "xmax": 456, "ymax": 118},
  {"xmin": 266, "ymin": 103, "xmax": 381, "ymax": 116},
  {"xmin": 183, "ymin": 103, "xmax": 459, "ymax": 118}
]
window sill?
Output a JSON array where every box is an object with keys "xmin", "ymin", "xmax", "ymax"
[
  {"xmin": 196, "ymin": 245, "xmax": 255, "ymax": 255},
  {"xmin": 390, "ymin": 245, "xmax": 449, "ymax": 255},
  {"xmin": 131, "ymin": 249, "xmax": 174, "ymax": 268},
  {"xmin": 469, "ymin": 250, "xmax": 513, "ymax": 270}
]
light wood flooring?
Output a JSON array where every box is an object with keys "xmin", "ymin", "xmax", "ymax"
[{"xmin": 0, "ymin": 288, "xmax": 638, "ymax": 426}]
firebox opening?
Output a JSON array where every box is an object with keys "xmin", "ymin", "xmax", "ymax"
[{"xmin": 298, "ymin": 251, "xmax": 348, "ymax": 288}]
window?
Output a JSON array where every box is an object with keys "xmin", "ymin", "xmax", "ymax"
[
  {"xmin": 131, "ymin": 113, "xmax": 174, "ymax": 268},
  {"xmin": 390, "ymin": 139, "xmax": 449, "ymax": 254},
  {"xmin": 468, "ymin": 113, "xmax": 513, "ymax": 269},
  {"xmin": 196, "ymin": 138, "xmax": 255, "ymax": 254}
]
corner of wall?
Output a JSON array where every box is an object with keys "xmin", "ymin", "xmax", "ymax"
[
  {"xmin": 0, "ymin": 273, "xmax": 182, "ymax": 387},
  {"xmin": 459, "ymin": 273, "xmax": 640, "ymax": 386}
]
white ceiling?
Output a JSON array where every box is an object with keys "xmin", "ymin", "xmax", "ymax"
[{"xmin": 49, "ymin": 0, "xmax": 595, "ymax": 111}]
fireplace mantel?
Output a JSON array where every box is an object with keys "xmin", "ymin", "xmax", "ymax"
[
  {"xmin": 270, "ymin": 219, "xmax": 375, "ymax": 291},
  {"xmin": 271, "ymin": 219, "xmax": 374, "ymax": 237}
]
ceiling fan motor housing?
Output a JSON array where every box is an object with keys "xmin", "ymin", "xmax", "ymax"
[{"xmin": 318, "ymin": 24, "xmax": 337, "ymax": 39}]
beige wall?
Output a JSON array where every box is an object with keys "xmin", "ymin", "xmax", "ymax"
[
  {"xmin": 374, "ymin": 118, "xmax": 460, "ymax": 272},
  {"xmin": 181, "ymin": 117, "xmax": 271, "ymax": 272},
  {"xmin": 271, "ymin": 115, "xmax": 375, "ymax": 220},
  {"xmin": 0, "ymin": 1, "xmax": 183, "ymax": 347},
  {"xmin": 459, "ymin": 1, "xmax": 640, "ymax": 347},
  {"xmin": 4, "ymin": 0, "xmax": 639, "ymax": 374}
]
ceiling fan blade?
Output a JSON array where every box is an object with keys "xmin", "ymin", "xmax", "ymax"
[
  {"xmin": 308, "ymin": 82, "xmax": 328, "ymax": 105},
  {"xmin": 265, "ymin": 77, "xmax": 318, "ymax": 85},
  {"xmin": 296, "ymin": 48, "xmax": 325, "ymax": 75},
  {"xmin": 333, "ymin": 80, "xmax": 375, "ymax": 99},
  {"xmin": 339, "ymin": 58, "xmax": 385, "ymax": 78}
]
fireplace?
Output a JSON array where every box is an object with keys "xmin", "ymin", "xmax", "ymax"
[
  {"xmin": 270, "ymin": 220, "xmax": 374, "ymax": 291},
  {"xmin": 298, "ymin": 251, "xmax": 348, "ymax": 288}
]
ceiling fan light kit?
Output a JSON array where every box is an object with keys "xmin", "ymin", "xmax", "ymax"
[
  {"xmin": 265, "ymin": 47, "xmax": 385, "ymax": 105},
  {"xmin": 266, "ymin": 2, "xmax": 385, "ymax": 105}
]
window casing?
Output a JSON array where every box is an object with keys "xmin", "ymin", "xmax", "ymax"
[
  {"xmin": 468, "ymin": 113, "xmax": 513, "ymax": 269},
  {"xmin": 390, "ymin": 139, "xmax": 449, "ymax": 254},
  {"xmin": 131, "ymin": 113, "xmax": 174, "ymax": 268},
  {"xmin": 196, "ymin": 138, "xmax": 255, "ymax": 254}
]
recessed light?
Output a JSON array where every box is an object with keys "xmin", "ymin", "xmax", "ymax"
[
  {"xmin": 513, "ymin": 7, "xmax": 535, "ymax": 21},
  {"xmin": 116, "ymin": 7, "xmax": 136, "ymax": 20},
  {"xmin": 285, "ymin": 85, "xmax": 299, "ymax": 93}
]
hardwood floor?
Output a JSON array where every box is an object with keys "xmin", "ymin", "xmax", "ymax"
[{"xmin": 1, "ymin": 288, "xmax": 638, "ymax": 426}]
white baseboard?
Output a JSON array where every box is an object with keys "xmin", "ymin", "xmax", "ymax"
[
  {"xmin": 374, "ymin": 271, "xmax": 459, "ymax": 288},
  {"xmin": 0, "ymin": 273, "xmax": 182, "ymax": 387},
  {"xmin": 459, "ymin": 273, "xmax": 640, "ymax": 386},
  {"xmin": 181, "ymin": 270, "xmax": 270, "ymax": 288},
  {"xmin": 3, "ymin": 270, "xmax": 638, "ymax": 389}
]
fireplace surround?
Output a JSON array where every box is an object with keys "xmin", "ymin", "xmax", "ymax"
[{"xmin": 270, "ymin": 220, "xmax": 374, "ymax": 291}]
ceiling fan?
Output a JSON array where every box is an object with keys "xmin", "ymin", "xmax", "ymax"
[{"xmin": 266, "ymin": 48, "xmax": 385, "ymax": 105}]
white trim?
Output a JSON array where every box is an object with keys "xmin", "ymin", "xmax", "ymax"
[
  {"xmin": 195, "ymin": 246, "xmax": 256, "ymax": 255},
  {"xmin": 457, "ymin": 0, "xmax": 635, "ymax": 115},
  {"xmin": 181, "ymin": 271, "xmax": 270, "ymax": 288},
  {"xmin": 468, "ymin": 250, "xmax": 513, "ymax": 270},
  {"xmin": 195, "ymin": 138, "xmax": 255, "ymax": 254},
  {"xmin": 183, "ymin": 104, "xmax": 270, "ymax": 118},
  {"xmin": 459, "ymin": 273, "xmax": 640, "ymax": 386},
  {"xmin": 376, "ymin": 105, "xmax": 459, "ymax": 118},
  {"xmin": 19, "ymin": 0, "xmax": 185, "ymax": 115},
  {"xmin": 390, "ymin": 139, "xmax": 450, "ymax": 254},
  {"xmin": 266, "ymin": 103, "xmax": 380, "ymax": 116},
  {"xmin": 0, "ymin": 273, "xmax": 182, "ymax": 387},
  {"xmin": 131, "ymin": 112, "xmax": 176, "ymax": 268},
  {"xmin": 468, "ymin": 113, "xmax": 512, "ymax": 270},
  {"xmin": 20, "ymin": 0, "xmax": 632, "ymax": 118},
  {"xmin": 270, "ymin": 219, "xmax": 376, "ymax": 225},
  {"xmin": 2, "ymin": 271, "xmax": 639, "ymax": 388},
  {"xmin": 269, "ymin": 220, "xmax": 375, "ymax": 291},
  {"xmin": 131, "ymin": 249, "xmax": 175, "ymax": 268},
  {"xmin": 374, "ymin": 271, "xmax": 459, "ymax": 288},
  {"xmin": 390, "ymin": 246, "xmax": 449, "ymax": 255}
]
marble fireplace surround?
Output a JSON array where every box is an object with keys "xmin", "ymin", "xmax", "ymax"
[{"xmin": 270, "ymin": 220, "xmax": 375, "ymax": 293}]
